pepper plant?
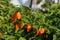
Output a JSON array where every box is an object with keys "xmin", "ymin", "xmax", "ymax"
[{"xmin": 0, "ymin": 0, "xmax": 60, "ymax": 40}]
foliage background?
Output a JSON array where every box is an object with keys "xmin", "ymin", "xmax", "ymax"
[{"xmin": 0, "ymin": 0, "xmax": 60, "ymax": 40}]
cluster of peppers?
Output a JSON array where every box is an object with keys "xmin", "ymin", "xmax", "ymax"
[{"xmin": 10, "ymin": 11, "xmax": 46, "ymax": 36}]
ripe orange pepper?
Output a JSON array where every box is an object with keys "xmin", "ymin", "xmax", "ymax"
[
  {"xmin": 15, "ymin": 24, "xmax": 19, "ymax": 30},
  {"xmin": 37, "ymin": 28, "xmax": 45, "ymax": 35},
  {"xmin": 10, "ymin": 12, "xmax": 17, "ymax": 22},
  {"xmin": 26, "ymin": 23, "xmax": 31, "ymax": 32},
  {"xmin": 0, "ymin": 32, "xmax": 2, "ymax": 37},
  {"xmin": 10, "ymin": 11, "xmax": 21, "ymax": 22},
  {"xmin": 15, "ymin": 12, "xmax": 21, "ymax": 20},
  {"xmin": 19, "ymin": 22, "xmax": 24, "ymax": 29}
]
